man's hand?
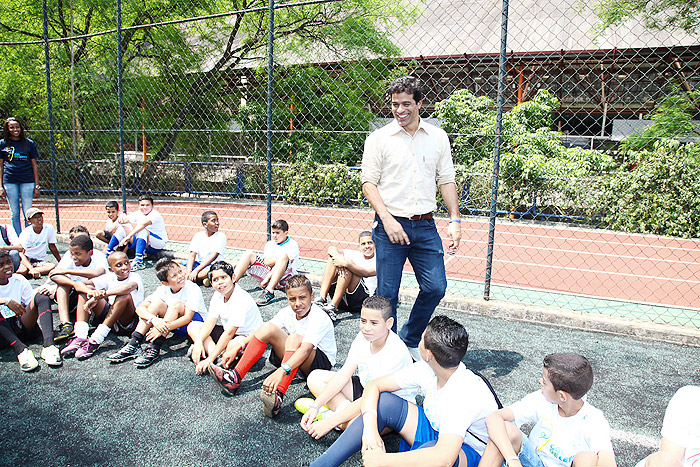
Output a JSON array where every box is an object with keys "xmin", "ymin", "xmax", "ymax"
[
  {"xmin": 382, "ymin": 217, "xmax": 410, "ymax": 245},
  {"xmin": 446, "ymin": 220, "xmax": 461, "ymax": 251}
]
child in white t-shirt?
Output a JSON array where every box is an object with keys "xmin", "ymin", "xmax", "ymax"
[
  {"xmin": 482, "ymin": 353, "xmax": 616, "ymax": 467},
  {"xmin": 299, "ymin": 295, "xmax": 414, "ymax": 439},
  {"xmin": 314, "ymin": 230, "xmax": 377, "ymax": 322},
  {"xmin": 107, "ymin": 258, "xmax": 205, "ymax": 368},
  {"xmin": 188, "ymin": 261, "xmax": 262, "ymax": 374},
  {"xmin": 106, "ymin": 195, "xmax": 169, "ymax": 271},
  {"xmin": 208, "ymin": 275, "xmax": 336, "ymax": 419},
  {"xmin": 18, "ymin": 207, "xmax": 61, "ymax": 278},
  {"xmin": 0, "ymin": 222, "xmax": 25, "ymax": 274},
  {"xmin": 233, "ymin": 219, "xmax": 300, "ymax": 306},
  {"xmin": 96, "ymin": 200, "xmax": 131, "ymax": 252},
  {"xmin": 635, "ymin": 385, "xmax": 700, "ymax": 467},
  {"xmin": 310, "ymin": 315, "xmax": 498, "ymax": 467},
  {"xmin": 186, "ymin": 210, "xmax": 226, "ymax": 285},
  {"xmin": 60, "ymin": 251, "xmax": 144, "ymax": 360}
]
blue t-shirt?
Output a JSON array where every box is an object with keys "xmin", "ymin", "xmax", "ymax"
[{"xmin": 0, "ymin": 138, "xmax": 39, "ymax": 184}]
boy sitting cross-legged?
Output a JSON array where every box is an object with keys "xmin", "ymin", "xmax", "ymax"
[
  {"xmin": 187, "ymin": 261, "xmax": 263, "ymax": 375},
  {"xmin": 208, "ymin": 274, "xmax": 336, "ymax": 419},
  {"xmin": 60, "ymin": 251, "xmax": 144, "ymax": 360},
  {"xmin": 481, "ymin": 353, "xmax": 616, "ymax": 467},
  {"xmin": 232, "ymin": 219, "xmax": 300, "ymax": 306},
  {"xmin": 18, "ymin": 207, "xmax": 61, "ymax": 278},
  {"xmin": 107, "ymin": 258, "xmax": 206, "ymax": 368},
  {"xmin": 310, "ymin": 315, "xmax": 499, "ymax": 467},
  {"xmin": 298, "ymin": 295, "xmax": 414, "ymax": 439}
]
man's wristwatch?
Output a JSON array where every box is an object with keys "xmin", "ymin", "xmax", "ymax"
[{"xmin": 280, "ymin": 363, "xmax": 292, "ymax": 374}]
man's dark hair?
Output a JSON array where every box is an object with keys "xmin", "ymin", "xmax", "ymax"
[
  {"xmin": 272, "ymin": 219, "xmax": 289, "ymax": 232},
  {"xmin": 387, "ymin": 76, "xmax": 424, "ymax": 103},
  {"xmin": 284, "ymin": 274, "xmax": 312, "ymax": 295},
  {"xmin": 70, "ymin": 234, "xmax": 94, "ymax": 252},
  {"xmin": 543, "ymin": 353, "xmax": 593, "ymax": 400},
  {"xmin": 155, "ymin": 257, "xmax": 180, "ymax": 282},
  {"xmin": 208, "ymin": 260, "xmax": 234, "ymax": 281},
  {"xmin": 105, "ymin": 200, "xmax": 119, "ymax": 210},
  {"xmin": 423, "ymin": 315, "xmax": 468, "ymax": 368}
]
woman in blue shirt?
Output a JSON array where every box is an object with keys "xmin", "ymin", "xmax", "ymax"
[{"xmin": 0, "ymin": 118, "xmax": 40, "ymax": 235}]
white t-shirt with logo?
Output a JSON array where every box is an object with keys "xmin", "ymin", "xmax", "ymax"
[
  {"xmin": 510, "ymin": 391, "xmax": 614, "ymax": 467},
  {"xmin": 56, "ymin": 250, "xmax": 109, "ymax": 282},
  {"xmin": 659, "ymin": 385, "xmax": 700, "ymax": 467},
  {"xmin": 207, "ymin": 285, "xmax": 262, "ymax": 336},
  {"xmin": 270, "ymin": 303, "xmax": 336, "ymax": 364},
  {"xmin": 263, "ymin": 237, "xmax": 300, "ymax": 274},
  {"xmin": 393, "ymin": 361, "xmax": 498, "ymax": 455},
  {"xmin": 0, "ymin": 275, "xmax": 33, "ymax": 318},
  {"xmin": 189, "ymin": 231, "xmax": 227, "ymax": 264},
  {"xmin": 343, "ymin": 249, "xmax": 377, "ymax": 294},
  {"xmin": 129, "ymin": 209, "xmax": 168, "ymax": 241},
  {"xmin": 346, "ymin": 330, "xmax": 414, "ymax": 402},
  {"xmin": 147, "ymin": 281, "xmax": 206, "ymax": 317},
  {"xmin": 92, "ymin": 271, "xmax": 144, "ymax": 307},
  {"xmin": 18, "ymin": 224, "xmax": 57, "ymax": 260}
]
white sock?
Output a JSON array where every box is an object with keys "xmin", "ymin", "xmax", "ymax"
[
  {"xmin": 74, "ymin": 321, "xmax": 90, "ymax": 339},
  {"xmin": 334, "ymin": 399, "xmax": 351, "ymax": 414},
  {"xmin": 90, "ymin": 324, "xmax": 111, "ymax": 344}
]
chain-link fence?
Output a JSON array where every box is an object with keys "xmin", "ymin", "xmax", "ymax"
[{"xmin": 1, "ymin": 0, "xmax": 699, "ymax": 330}]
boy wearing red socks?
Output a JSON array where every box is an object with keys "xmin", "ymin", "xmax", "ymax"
[{"xmin": 208, "ymin": 274, "xmax": 336, "ymax": 418}]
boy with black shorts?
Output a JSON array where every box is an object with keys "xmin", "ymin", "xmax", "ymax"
[
  {"xmin": 310, "ymin": 315, "xmax": 498, "ymax": 467},
  {"xmin": 60, "ymin": 251, "xmax": 144, "ymax": 360},
  {"xmin": 314, "ymin": 230, "xmax": 376, "ymax": 321},
  {"xmin": 481, "ymin": 353, "xmax": 616, "ymax": 467},
  {"xmin": 208, "ymin": 275, "xmax": 336, "ymax": 418},
  {"xmin": 232, "ymin": 219, "xmax": 299, "ymax": 306},
  {"xmin": 107, "ymin": 258, "xmax": 205, "ymax": 368},
  {"xmin": 298, "ymin": 295, "xmax": 414, "ymax": 439}
]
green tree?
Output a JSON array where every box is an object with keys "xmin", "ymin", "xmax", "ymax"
[{"xmin": 591, "ymin": 0, "xmax": 700, "ymax": 35}]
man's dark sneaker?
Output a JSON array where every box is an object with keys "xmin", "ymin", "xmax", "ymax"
[
  {"xmin": 322, "ymin": 303, "xmax": 338, "ymax": 323},
  {"xmin": 261, "ymin": 389, "xmax": 284, "ymax": 418},
  {"xmin": 134, "ymin": 345, "xmax": 160, "ymax": 368},
  {"xmin": 107, "ymin": 343, "xmax": 142, "ymax": 363},
  {"xmin": 54, "ymin": 322, "xmax": 74, "ymax": 343},
  {"xmin": 208, "ymin": 363, "xmax": 241, "ymax": 396},
  {"xmin": 256, "ymin": 290, "xmax": 275, "ymax": 306}
]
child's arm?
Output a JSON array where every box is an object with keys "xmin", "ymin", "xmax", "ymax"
[
  {"xmin": 71, "ymin": 280, "xmax": 96, "ymax": 295},
  {"xmin": 593, "ymin": 450, "xmax": 616, "ymax": 467},
  {"xmin": 48, "ymin": 243, "xmax": 61, "ymax": 262},
  {"xmin": 262, "ymin": 341, "xmax": 315, "ymax": 394},
  {"xmin": 195, "ymin": 325, "xmax": 239, "ymax": 374},
  {"xmin": 163, "ymin": 306, "xmax": 195, "ymax": 333},
  {"xmin": 194, "ymin": 251, "xmax": 220, "ymax": 274},
  {"xmin": 485, "ymin": 408, "xmax": 522, "ymax": 466},
  {"xmin": 186, "ymin": 251, "xmax": 197, "ymax": 273},
  {"xmin": 0, "ymin": 296, "xmax": 29, "ymax": 317},
  {"xmin": 101, "ymin": 281, "xmax": 138, "ymax": 298},
  {"xmin": 191, "ymin": 315, "xmax": 218, "ymax": 363},
  {"xmin": 334, "ymin": 255, "xmax": 375, "ymax": 278},
  {"xmin": 300, "ymin": 362, "xmax": 357, "ymax": 432},
  {"xmin": 119, "ymin": 218, "xmax": 152, "ymax": 247},
  {"xmin": 50, "ymin": 267, "xmax": 106, "ymax": 280},
  {"xmin": 0, "ymin": 243, "xmax": 23, "ymax": 252}
]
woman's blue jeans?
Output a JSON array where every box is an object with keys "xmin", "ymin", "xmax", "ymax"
[{"xmin": 4, "ymin": 182, "xmax": 34, "ymax": 235}]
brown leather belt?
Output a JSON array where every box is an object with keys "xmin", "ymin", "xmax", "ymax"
[{"xmin": 410, "ymin": 212, "xmax": 433, "ymax": 220}]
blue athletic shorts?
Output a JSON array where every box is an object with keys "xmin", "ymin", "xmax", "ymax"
[{"xmin": 172, "ymin": 311, "xmax": 204, "ymax": 337}]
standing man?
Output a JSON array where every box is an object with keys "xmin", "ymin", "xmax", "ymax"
[{"xmin": 361, "ymin": 75, "xmax": 461, "ymax": 361}]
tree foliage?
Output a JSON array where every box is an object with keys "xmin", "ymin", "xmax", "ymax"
[{"xmin": 591, "ymin": 0, "xmax": 700, "ymax": 35}]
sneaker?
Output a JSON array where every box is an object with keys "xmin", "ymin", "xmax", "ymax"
[
  {"xmin": 322, "ymin": 303, "xmax": 338, "ymax": 323},
  {"xmin": 75, "ymin": 339, "xmax": 100, "ymax": 360},
  {"xmin": 61, "ymin": 336, "xmax": 87, "ymax": 357},
  {"xmin": 41, "ymin": 345, "xmax": 63, "ymax": 367},
  {"xmin": 256, "ymin": 290, "xmax": 275, "ymax": 306},
  {"xmin": 134, "ymin": 345, "xmax": 160, "ymax": 368},
  {"xmin": 131, "ymin": 261, "xmax": 146, "ymax": 271},
  {"xmin": 208, "ymin": 363, "xmax": 241, "ymax": 396},
  {"xmin": 294, "ymin": 397, "xmax": 329, "ymax": 421},
  {"xmin": 261, "ymin": 389, "xmax": 284, "ymax": 418},
  {"xmin": 313, "ymin": 296, "xmax": 327, "ymax": 306},
  {"xmin": 107, "ymin": 343, "xmax": 142, "ymax": 363},
  {"xmin": 18, "ymin": 348, "xmax": 39, "ymax": 372},
  {"xmin": 407, "ymin": 346, "xmax": 422, "ymax": 362},
  {"xmin": 54, "ymin": 322, "xmax": 74, "ymax": 343}
]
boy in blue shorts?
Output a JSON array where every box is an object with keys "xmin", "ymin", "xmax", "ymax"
[
  {"xmin": 481, "ymin": 353, "xmax": 616, "ymax": 467},
  {"xmin": 107, "ymin": 258, "xmax": 205, "ymax": 368},
  {"xmin": 298, "ymin": 295, "xmax": 414, "ymax": 439},
  {"xmin": 208, "ymin": 275, "xmax": 336, "ymax": 418},
  {"xmin": 96, "ymin": 201, "xmax": 131, "ymax": 252},
  {"xmin": 311, "ymin": 315, "xmax": 498, "ymax": 467}
]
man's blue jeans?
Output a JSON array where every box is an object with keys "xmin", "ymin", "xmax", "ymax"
[
  {"xmin": 373, "ymin": 215, "xmax": 447, "ymax": 348},
  {"xmin": 4, "ymin": 182, "xmax": 34, "ymax": 235}
]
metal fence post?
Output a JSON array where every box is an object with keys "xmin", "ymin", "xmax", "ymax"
[
  {"xmin": 42, "ymin": 0, "xmax": 61, "ymax": 232},
  {"xmin": 116, "ymin": 0, "xmax": 128, "ymax": 213},
  {"xmin": 484, "ymin": 0, "xmax": 510, "ymax": 300},
  {"xmin": 266, "ymin": 0, "xmax": 275, "ymax": 241}
]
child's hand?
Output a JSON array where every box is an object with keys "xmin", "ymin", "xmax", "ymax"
[
  {"xmin": 361, "ymin": 428, "xmax": 385, "ymax": 453},
  {"xmin": 361, "ymin": 446, "xmax": 386, "ymax": 467},
  {"xmin": 306, "ymin": 418, "xmax": 336, "ymax": 440},
  {"xmin": 2, "ymin": 298, "xmax": 26, "ymax": 317},
  {"xmin": 117, "ymin": 214, "xmax": 129, "ymax": 224},
  {"xmin": 152, "ymin": 317, "xmax": 170, "ymax": 335},
  {"xmin": 187, "ymin": 270, "xmax": 198, "ymax": 282},
  {"xmin": 261, "ymin": 368, "xmax": 285, "ymax": 394},
  {"xmin": 190, "ymin": 342, "xmax": 204, "ymax": 364},
  {"xmin": 29, "ymin": 267, "xmax": 41, "ymax": 279},
  {"xmin": 221, "ymin": 346, "xmax": 241, "ymax": 369},
  {"xmin": 195, "ymin": 358, "xmax": 212, "ymax": 375},
  {"xmin": 84, "ymin": 297, "xmax": 97, "ymax": 311},
  {"xmin": 300, "ymin": 408, "xmax": 319, "ymax": 432}
]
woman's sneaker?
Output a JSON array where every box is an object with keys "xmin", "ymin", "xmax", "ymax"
[
  {"xmin": 61, "ymin": 336, "xmax": 87, "ymax": 357},
  {"xmin": 41, "ymin": 345, "xmax": 63, "ymax": 367},
  {"xmin": 75, "ymin": 339, "xmax": 100, "ymax": 360},
  {"xmin": 18, "ymin": 348, "xmax": 39, "ymax": 372}
]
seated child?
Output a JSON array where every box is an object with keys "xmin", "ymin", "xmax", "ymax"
[
  {"xmin": 186, "ymin": 210, "xmax": 226, "ymax": 285},
  {"xmin": 481, "ymin": 353, "xmax": 616, "ymax": 467},
  {"xmin": 0, "ymin": 250, "xmax": 62, "ymax": 369},
  {"xmin": 187, "ymin": 261, "xmax": 262, "ymax": 374},
  {"xmin": 60, "ymin": 251, "xmax": 144, "ymax": 360},
  {"xmin": 96, "ymin": 200, "xmax": 131, "ymax": 252},
  {"xmin": 634, "ymin": 385, "xmax": 699, "ymax": 467},
  {"xmin": 233, "ymin": 219, "xmax": 299, "ymax": 306},
  {"xmin": 107, "ymin": 258, "xmax": 206, "ymax": 368},
  {"xmin": 0, "ymin": 221, "xmax": 26, "ymax": 275},
  {"xmin": 17, "ymin": 207, "xmax": 61, "ymax": 278},
  {"xmin": 106, "ymin": 195, "xmax": 168, "ymax": 271},
  {"xmin": 47, "ymin": 232, "xmax": 109, "ymax": 342},
  {"xmin": 208, "ymin": 275, "xmax": 336, "ymax": 418},
  {"xmin": 310, "ymin": 315, "xmax": 498, "ymax": 467},
  {"xmin": 314, "ymin": 230, "xmax": 377, "ymax": 321},
  {"xmin": 299, "ymin": 295, "xmax": 414, "ymax": 439}
]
